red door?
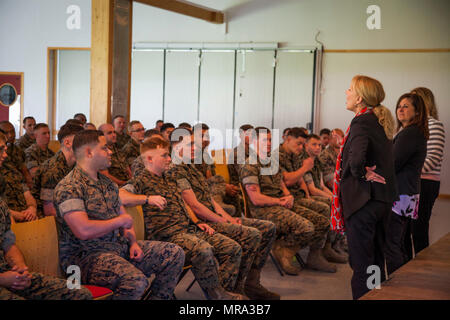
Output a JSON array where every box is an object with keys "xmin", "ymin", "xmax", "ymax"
[{"xmin": 0, "ymin": 73, "xmax": 22, "ymax": 121}]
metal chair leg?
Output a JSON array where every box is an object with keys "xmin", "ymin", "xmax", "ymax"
[
  {"xmin": 186, "ymin": 278, "xmax": 197, "ymax": 292},
  {"xmin": 295, "ymin": 253, "xmax": 306, "ymax": 268},
  {"xmin": 269, "ymin": 251, "xmax": 284, "ymax": 276}
]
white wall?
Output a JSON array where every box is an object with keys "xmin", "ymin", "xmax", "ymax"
[
  {"xmin": 0, "ymin": 0, "xmax": 91, "ymax": 125},
  {"xmin": 56, "ymin": 50, "xmax": 91, "ymax": 128}
]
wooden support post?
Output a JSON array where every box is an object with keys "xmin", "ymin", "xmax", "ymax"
[{"xmin": 90, "ymin": 0, "xmax": 132, "ymax": 127}]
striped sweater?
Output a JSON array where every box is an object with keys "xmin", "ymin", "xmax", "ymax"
[{"xmin": 422, "ymin": 117, "xmax": 445, "ymax": 179}]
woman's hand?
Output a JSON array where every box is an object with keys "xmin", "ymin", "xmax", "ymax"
[{"xmin": 365, "ymin": 165, "xmax": 386, "ymax": 184}]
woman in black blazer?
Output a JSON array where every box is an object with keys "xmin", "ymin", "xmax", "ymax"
[
  {"xmin": 385, "ymin": 93, "xmax": 428, "ymax": 275},
  {"xmin": 330, "ymin": 75, "xmax": 397, "ymax": 300}
]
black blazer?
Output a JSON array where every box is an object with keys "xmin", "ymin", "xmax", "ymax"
[
  {"xmin": 340, "ymin": 113, "xmax": 397, "ymax": 219},
  {"xmin": 393, "ymin": 125, "xmax": 427, "ymax": 195}
]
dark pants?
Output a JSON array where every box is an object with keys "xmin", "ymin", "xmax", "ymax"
[
  {"xmin": 413, "ymin": 179, "xmax": 440, "ymax": 254},
  {"xmin": 385, "ymin": 212, "xmax": 413, "ymax": 275},
  {"xmin": 345, "ymin": 200, "xmax": 391, "ymax": 300}
]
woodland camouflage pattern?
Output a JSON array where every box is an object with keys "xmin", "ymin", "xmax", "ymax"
[
  {"xmin": 122, "ymin": 139, "xmax": 140, "ymax": 166},
  {"xmin": 24, "ymin": 143, "xmax": 55, "ymax": 170},
  {"xmin": 107, "ymin": 144, "xmax": 130, "ymax": 182},
  {"xmin": 54, "ymin": 165, "xmax": 184, "ymax": 299},
  {"xmin": 0, "ymin": 195, "xmax": 91, "ymax": 300}
]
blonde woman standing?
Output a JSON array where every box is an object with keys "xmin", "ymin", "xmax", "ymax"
[{"xmin": 330, "ymin": 75, "xmax": 397, "ymax": 300}]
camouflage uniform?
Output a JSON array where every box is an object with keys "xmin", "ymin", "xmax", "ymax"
[
  {"xmin": 5, "ymin": 142, "xmax": 25, "ymax": 173},
  {"xmin": 15, "ymin": 133, "xmax": 35, "ymax": 151},
  {"xmin": 24, "ymin": 143, "xmax": 55, "ymax": 171},
  {"xmin": 53, "ymin": 165, "xmax": 185, "ymax": 300},
  {"xmin": 115, "ymin": 132, "xmax": 131, "ymax": 150},
  {"xmin": 277, "ymin": 146, "xmax": 331, "ymax": 217},
  {"xmin": 107, "ymin": 144, "xmax": 130, "ymax": 182},
  {"xmin": 32, "ymin": 150, "xmax": 74, "ymax": 213},
  {"xmin": 240, "ymin": 154, "xmax": 328, "ymax": 250},
  {"xmin": 122, "ymin": 139, "xmax": 140, "ymax": 166},
  {"xmin": 167, "ymin": 163, "xmax": 276, "ymax": 292},
  {"xmin": 298, "ymin": 150, "xmax": 324, "ymax": 191},
  {"xmin": 195, "ymin": 153, "xmax": 238, "ymax": 217},
  {"xmin": 227, "ymin": 143, "xmax": 251, "ymax": 187},
  {"xmin": 0, "ymin": 163, "xmax": 28, "ymax": 212},
  {"xmin": 288, "ymin": 149, "xmax": 337, "ymax": 243},
  {"xmin": 122, "ymin": 169, "xmax": 242, "ymax": 291},
  {"xmin": 0, "ymin": 192, "xmax": 91, "ymax": 300},
  {"xmin": 319, "ymin": 145, "xmax": 339, "ymax": 187},
  {"xmin": 131, "ymin": 156, "xmax": 145, "ymax": 176}
]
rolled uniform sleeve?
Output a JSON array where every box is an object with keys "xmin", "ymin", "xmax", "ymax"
[
  {"xmin": 22, "ymin": 183, "xmax": 30, "ymax": 193},
  {"xmin": 240, "ymin": 164, "xmax": 259, "ymax": 186},
  {"xmin": 168, "ymin": 165, "xmax": 193, "ymax": 191},
  {"xmin": 304, "ymin": 172, "xmax": 313, "ymax": 184},
  {"xmin": 121, "ymin": 183, "xmax": 136, "ymax": 194},
  {"xmin": 1, "ymin": 200, "xmax": 16, "ymax": 252},
  {"xmin": 2, "ymin": 230, "xmax": 16, "ymax": 253},
  {"xmin": 40, "ymin": 188, "xmax": 54, "ymax": 201},
  {"xmin": 177, "ymin": 178, "xmax": 192, "ymax": 191},
  {"xmin": 25, "ymin": 150, "xmax": 39, "ymax": 170},
  {"xmin": 54, "ymin": 184, "xmax": 86, "ymax": 217}
]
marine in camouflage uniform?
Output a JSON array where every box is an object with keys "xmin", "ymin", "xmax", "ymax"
[
  {"xmin": 122, "ymin": 169, "xmax": 243, "ymax": 294},
  {"xmin": 53, "ymin": 165, "xmax": 185, "ymax": 300},
  {"xmin": 195, "ymin": 152, "xmax": 239, "ymax": 217},
  {"xmin": 318, "ymin": 145, "xmax": 339, "ymax": 189},
  {"xmin": 5, "ymin": 142, "xmax": 26, "ymax": 170},
  {"xmin": 122, "ymin": 138, "xmax": 140, "ymax": 166},
  {"xmin": 131, "ymin": 155, "xmax": 145, "ymax": 176},
  {"xmin": 115, "ymin": 131, "xmax": 131, "ymax": 150},
  {"xmin": 107, "ymin": 143, "xmax": 131, "ymax": 182},
  {"xmin": 32, "ymin": 150, "xmax": 74, "ymax": 214},
  {"xmin": 15, "ymin": 133, "xmax": 35, "ymax": 151},
  {"xmin": 0, "ymin": 187, "xmax": 91, "ymax": 300},
  {"xmin": 166, "ymin": 162, "xmax": 276, "ymax": 293},
  {"xmin": 296, "ymin": 149, "xmax": 345, "ymax": 250},
  {"xmin": 0, "ymin": 162, "xmax": 30, "ymax": 213},
  {"xmin": 239, "ymin": 155, "xmax": 324, "ymax": 250},
  {"xmin": 277, "ymin": 145, "xmax": 331, "ymax": 218},
  {"xmin": 227, "ymin": 143, "xmax": 253, "ymax": 187},
  {"xmin": 24, "ymin": 143, "xmax": 55, "ymax": 172}
]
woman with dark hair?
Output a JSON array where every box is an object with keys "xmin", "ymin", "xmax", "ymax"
[
  {"xmin": 330, "ymin": 75, "xmax": 397, "ymax": 300},
  {"xmin": 410, "ymin": 87, "xmax": 445, "ymax": 254},
  {"xmin": 385, "ymin": 93, "xmax": 428, "ymax": 275}
]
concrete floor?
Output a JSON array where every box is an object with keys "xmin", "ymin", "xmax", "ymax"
[{"xmin": 174, "ymin": 198, "xmax": 450, "ymax": 300}]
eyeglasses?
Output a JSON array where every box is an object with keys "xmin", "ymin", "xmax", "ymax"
[{"xmin": 131, "ymin": 128, "xmax": 145, "ymax": 133}]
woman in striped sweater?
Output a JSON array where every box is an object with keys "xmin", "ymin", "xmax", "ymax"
[{"xmin": 411, "ymin": 87, "xmax": 445, "ymax": 255}]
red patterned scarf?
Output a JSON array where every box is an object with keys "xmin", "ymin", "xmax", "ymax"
[{"xmin": 331, "ymin": 107, "xmax": 373, "ymax": 233}]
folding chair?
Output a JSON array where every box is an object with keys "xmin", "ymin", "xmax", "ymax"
[
  {"xmin": 11, "ymin": 216, "xmax": 113, "ymax": 300},
  {"xmin": 211, "ymin": 149, "xmax": 231, "ymax": 183},
  {"xmin": 238, "ymin": 183, "xmax": 285, "ymax": 276}
]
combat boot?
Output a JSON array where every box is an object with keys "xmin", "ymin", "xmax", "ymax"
[
  {"xmin": 323, "ymin": 240, "xmax": 348, "ymax": 264},
  {"xmin": 244, "ymin": 268, "xmax": 280, "ymax": 300},
  {"xmin": 272, "ymin": 245, "xmax": 300, "ymax": 276},
  {"xmin": 332, "ymin": 238, "xmax": 349, "ymax": 257},
  {"xmin": 204, "ymin": 286, "xmax": 248, "ymax": 300},
  {"xmin": 306, "ymin": 247, "xmax": 337, "ymax": 273}
]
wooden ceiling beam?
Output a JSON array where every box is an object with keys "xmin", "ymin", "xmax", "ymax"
[{"xmin": 133, "ymin": 0, "xmax": 224, "ymax": 24}]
